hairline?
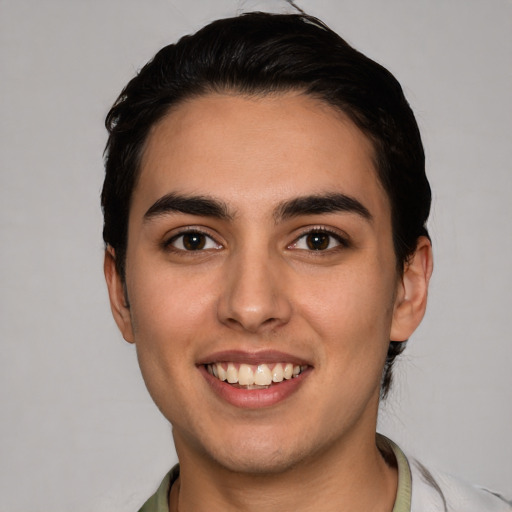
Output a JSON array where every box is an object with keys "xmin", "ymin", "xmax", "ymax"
[{"xmin": 115, "ymin": 88, "xmax": 404, "ymax": 281}]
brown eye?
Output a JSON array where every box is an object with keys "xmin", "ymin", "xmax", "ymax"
[
  {"xmin": 182, "ymin": 233, "xmax": 206, "ymax": 250},
  {"xmin": 168, "ymin": 231, "xmax": 222, "ymax": 252},
  {"xmin": 288, "ymin": 229, "xmax": 347, "ymax": 252},
  {"xmin": 306, "ymin": 232, "xmax": 330, "ymax": 250}
]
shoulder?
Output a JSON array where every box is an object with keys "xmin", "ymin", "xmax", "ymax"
[{"xmin": 409, "ymin": 457, "xmax": 512, "ymax": 512}]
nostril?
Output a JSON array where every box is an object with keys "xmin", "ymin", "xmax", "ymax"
[{"xmin": 224, "ymin": 315, "xmax": 280, "ymax": 333}]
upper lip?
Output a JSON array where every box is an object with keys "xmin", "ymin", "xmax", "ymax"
[{"xmin": 197, "ymin": 349, "xmax": 312, "ymax": 366}]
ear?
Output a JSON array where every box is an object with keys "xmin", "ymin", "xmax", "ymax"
[
  {"xmin": 104, "ymin": 247, "xmax": 135, "ymax": 343},
  {"xmin": 390, "ymin": 236, "xmax": 433, "ymax": 342}
]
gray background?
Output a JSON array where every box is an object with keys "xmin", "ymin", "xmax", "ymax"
[{"xmin": 1, "ymin": 0, "xmax": 511, "ymax": 510}]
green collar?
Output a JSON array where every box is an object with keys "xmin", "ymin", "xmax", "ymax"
[{"xmin": 378, "ymin": 435, "xmax": 412, "ymax": 512}]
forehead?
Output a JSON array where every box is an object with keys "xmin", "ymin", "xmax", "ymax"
[{"xmin": 134, "ymin": 92, "xmax": 389, "ymax": 222}]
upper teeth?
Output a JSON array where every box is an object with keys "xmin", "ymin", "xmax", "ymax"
[{"xmin": 206, "ymin": 362, "xmax": 304, "ymax": 386}]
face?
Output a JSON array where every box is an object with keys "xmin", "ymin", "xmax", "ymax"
[{"xmin": 106, "ymin": 92, "xmax": 428, "ymax": 474}]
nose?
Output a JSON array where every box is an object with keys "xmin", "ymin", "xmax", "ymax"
[{"xmin": 216, "ymin": 249, "xmax": 292, "ymax": 334}]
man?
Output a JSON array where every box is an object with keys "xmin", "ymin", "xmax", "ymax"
[{"xmin": 101, "ymin": 12, "xmax": 511, "ymax": 512}]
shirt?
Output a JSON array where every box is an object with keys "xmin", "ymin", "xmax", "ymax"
[{"xmin": 137, "ymin": 435, "xmax": 512, "ymax": 512}]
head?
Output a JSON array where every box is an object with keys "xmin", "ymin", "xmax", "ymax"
[{"xmin": 102, "ymin": 12, "xmax": 431, "ymax": 400}]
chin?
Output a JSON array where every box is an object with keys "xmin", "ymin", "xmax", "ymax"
[
  {"xmin": 197, "ymin": 427, "xmax": 319, "ymax": 476},
  {"xmin": 212, "ymin": 446, "xmax": 306, "ymax": 475}
]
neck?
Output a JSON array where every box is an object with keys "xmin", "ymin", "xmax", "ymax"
[{"xmin": 171, "ymin": 429, "xmax": 398, "ymax": 512}]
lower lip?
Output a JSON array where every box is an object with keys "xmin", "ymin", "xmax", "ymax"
[{"xmin": 199, "ymin": 365, "xmax": 310, "ymax": 409}]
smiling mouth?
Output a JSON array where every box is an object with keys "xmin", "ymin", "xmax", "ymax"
[{"xmin": 205, "ymin": 362, "xmax": 307, "ymax": 389}]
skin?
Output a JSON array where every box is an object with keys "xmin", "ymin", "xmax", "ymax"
[{"xmin": 105, "ymin": 92, "xmax": 433, "ymax": 512}]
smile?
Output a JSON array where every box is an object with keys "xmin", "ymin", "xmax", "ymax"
[{"xmin": 205, "ymin": 362, "xmax": 307, "ymax": 389}]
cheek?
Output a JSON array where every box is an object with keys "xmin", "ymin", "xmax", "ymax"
[
  {"xmin": 126, "ymin": 263, "xmax": 227, "ymax": 398},
  {"xmin": 297, "ymin": 261, "xmax": 397, "ymax": 358},
  {"xmin": 128, "ymin": 257, "xmax": 217, "ymax": 336},
  {"xmin": 127, "ymin": 270, "xmax": 214, "ymax": 419}
]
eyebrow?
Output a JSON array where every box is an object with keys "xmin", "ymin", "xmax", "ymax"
[
  {"xmin": 143, "ymin": 192, "xmax": 372, "ymax": 224},
  {"xmin": 144, "ymin": 193, "xmax": 234, "ymax": 221},
  {"xmin": 274, "ymin": 193, "xmax": 372, "ymax": 222}
]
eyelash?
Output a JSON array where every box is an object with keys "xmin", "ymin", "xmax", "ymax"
[
  {"xmin": 163, "ymin": 228, "xmax": 222, "ymax": 253},
  {"xmin": 163, "ymin": 226, "xmax": 349, "ymax": 254},
  {"xmin": 288, "ymin": 227, "xmax": 350, "ymax": 252}
]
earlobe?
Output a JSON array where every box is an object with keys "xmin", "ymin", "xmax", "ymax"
[
  {"xmin": 104, "ymin": 247, "xmax": 135, "ymax": 343},
  {"xmin": 390, "ymin": 236, "xmax": 433, "ymax": 342}
]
